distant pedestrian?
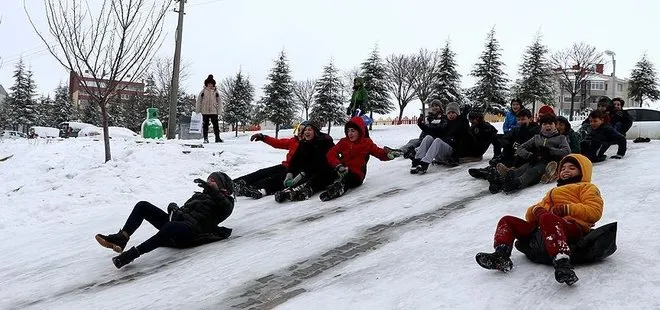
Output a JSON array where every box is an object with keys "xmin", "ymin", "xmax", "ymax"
[{"xmin": 196, "ymin": 74, "xmax": 223, "ymax": 143}]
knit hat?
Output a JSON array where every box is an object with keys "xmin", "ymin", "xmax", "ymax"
[
  {"xmin": 208, "ymin": 171, "xmax": 233, "ymax": 196},
  {"xmin": 204, "ymin": 74, "xmax": 216, "ymax": 86},
  {"xmin": 446, "ymin": 102, "xmax": 460, "ymax": 115},
  {"xmin": 428, "ymin": 99, "xmax": 444, "ymax": 112},
  {"xmin": 538, "ymin": 105, "xmax": 555, "ymax": 116}
]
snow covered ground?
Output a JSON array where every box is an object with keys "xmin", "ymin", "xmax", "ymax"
[{"xmin": 1, "ymin": 124, "xmax": 659, "ymax": 310}]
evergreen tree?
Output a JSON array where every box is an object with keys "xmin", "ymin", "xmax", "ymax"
[
  {"xmin": 260, "ymin": 50, "xmax": 295, "ymax": 138},
  {"xmin": 434, "ymin": 40, "xmax": 463, "ymax": 105},
  {"xmin": 52, "ymin": 84, "xmax": 74, "ymax": 126},
  {"xmin": 628, "ymin": 54, "xmax": 660, "ymax": 106},
  {"xmin": 81, "ymin": 102, "xmax": 101, "ymax": 126},
  {"xmin": 123, "ymin": 95, "xmax": 150, "ymax": 132},
  {"xmin": 468, "ymin": 27, "xmax": 510, "ymax": 110},
  {"xmin": 515, "ymin": 34, "xmax": 555, "ymax": 111},
  {"xmin": 310, "ymin": 61, "xmax": 344, "ymax": 134},
  {"xmin": 4, "ymin": 59, "xmax": 37, "ymax": 131},
  {"xmin": 108, "ymin": 99, "xmax": 127, "ymax": 127},
  {"xmin": 224, "ymin": 71, "xmax": 255, "ymax": 137},
  {"xmin": 360, "ymin": 46, "xmax": 394, "ymax": 124},
  {"xmin": 34, "ymin": 95, "xmax": 55, "ymax": 127}
]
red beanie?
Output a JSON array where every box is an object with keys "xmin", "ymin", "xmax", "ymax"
[{"xmin": 538, "ymin": 106, "xmax": 555, "ymax": 116}]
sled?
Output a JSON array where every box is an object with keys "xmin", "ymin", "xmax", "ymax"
[
  {"xmin": 515, "ymin": 222, "xmax": 617, "ymax": 265},
  {"xmin": 0, "ymin": 154, "xmax": 14, "ymax": 162}
]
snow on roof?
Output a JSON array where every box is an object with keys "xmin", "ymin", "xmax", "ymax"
[{"xmin": 585, "ymin": 75, "xmax": 609, "ymax": 81}]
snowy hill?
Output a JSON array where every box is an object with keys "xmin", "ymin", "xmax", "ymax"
[{"xmin": 1, "ymin": 125, "xmax": 659, "ymax": 309}]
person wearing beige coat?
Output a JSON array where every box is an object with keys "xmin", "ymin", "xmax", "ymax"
[{"xmin": 196, "ymin": 74, "xmax": 223, "ymax": 143}]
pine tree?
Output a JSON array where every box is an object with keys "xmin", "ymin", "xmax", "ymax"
[
  {"xmin": 361, "ymin": 46, "xmax": 394, "ymax": 125},
  {"xmin": 468, "ymin": 27, "xmax": 510, "ymax": 110},
  {"xmin": 81, "ymin": 102, "xmax": 101, "ymax": 126},
  {"xmin": 34, "ymin": 95, "xmax": 55, "ymax": 127},
  {"xmin": 108, "ymin": 99, "xmax": 127, "ymax": 127},
  {"xmin": 224, "ymin": 71, "xmax": 255, "ymax": 137},
  {"xmin": 311, "ymin": 61, "xmax": 344, "ymax": 134},
  {"xmin": 5, "ymin": 59, "xmax": 37, "ymax": 131},
  {"xmin": 515, "ymin": 34, "xmax": 555, "ymax": 111},
  {"xmin": 124, "ymin": 95, "xmax": 150, "ymax": 132},
  {"xmin": 52, "ymin": 84, "xmax": 74, "ymax": 126},
  {"xmin": 434, "ymin": 40, "xmax": 463, "ymax": 106},
  {"xmin": 260, "ymin": 50, "xmax": 295, "ymax": 138},
  {"xmin": 628, "ymin": 54, "xmax": 660, "ymax": 106}
]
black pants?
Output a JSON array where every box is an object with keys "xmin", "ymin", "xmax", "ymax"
[
  {"xmin": 202, "ymin": 114, "xmax": 220, "ymax": 140},
  {"xmin": 122, "ymin": 201, "xmax": 194, "ymax": 254},
  {"xmin": 341, "ymin": 172, "xmax": 364, "ymax": 191},
  {"xmin": 491, "ymin": 135, "xmax": 502, "ymax": 156},
  {"xmin": 235, "ymin": 164, "xmax": 288, "ymax": 195}
]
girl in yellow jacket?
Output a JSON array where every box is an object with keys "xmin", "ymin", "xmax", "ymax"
[{"xmin": 475, "ymin": 154, "xmax": 603, "ymax": 285}]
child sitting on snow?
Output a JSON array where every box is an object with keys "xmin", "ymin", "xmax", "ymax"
[
  {"xmin": 321, "ymin": 116, "xmax": 401, "ymax": 201},
  {"xmin": 489, "ymin": 114, "xmax": 570, "ymax": 194},
  {"xmin": 95, "ymin": 172, "xmax": 234, "ymax": 268},
  {"xmin": 475, "ymin": 154, "xmax": 603, "ymax": 286},
  {"xmin": 580, "ymin": 110, "xmax": 627, "ymax": 163}
]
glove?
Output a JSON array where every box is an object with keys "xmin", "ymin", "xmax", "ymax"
[
  {"xmin": 335, "ymin": 165, "xmax": 349, "ymax": 178},
  {"xmin": 250, "ymin": 133, "xmax": 265, "ymax": 142},
  {"xmin": 283, "ymin": 172, "xmax": 305, "ymax": 188},
  {"xmin": 194, "ymin": 178, "xmax": 217, "ymax": 193},
  {"xmin": 387, "ymin": 150, "xmax": 402, "ymax": 159},
  {"xmin": 533, "ymin": 206, "xmax": 548, "ymax": 218},
  {"xmin": 167, "ymin": 202, "xmax": 179, "ymax": 214},
  {"xmin": 551, "ymin": 204, "xmax": 569, "ymax": 217},
  {"xmin": 610, "ymin": 155, "xmax": 623, "ymax": 159}
]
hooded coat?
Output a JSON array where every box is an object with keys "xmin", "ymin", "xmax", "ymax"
[
  {"xmin": 349, "ymin": 78, "xmax": 368, "ymax": 114},
  {"xmin": 326, "ymin": 117, "xmax": 391, "ymax": 182},
  {"xmin": 525, "ymin": 154, "xmax": 604, "ymax": 233},
  {"xmin": 288, "ymin": 124, "xmax": 335, "ymax": 180},
  {"xmin": 196, "ymin": 86, "xmax": 222, "ymax": 115},
  {"xmin": 503, "ymin": 108, "xmax": 518, "ymax": 133},
  {"xmin": 516, "ymin": 128, "xmax": 571, "ymax": 162},
  {"xmin": 557, "ymin": 116, "xmax": 581, "ymax": 153}
]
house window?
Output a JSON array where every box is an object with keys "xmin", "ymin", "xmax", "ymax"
[
  {"xmin": 563, "ymin": 96, "xmax": 581, "ymax": 103},
  {"xmin": 120, "ymin": 94, "xmax": 129, "ymax": 100},
  {"xmin": 617, "ymin": 83, "xmax": 624, "ymax": 92},
  {"xmin": 590, "ymin": 81, "xmax": 605, "ymax": 90}
]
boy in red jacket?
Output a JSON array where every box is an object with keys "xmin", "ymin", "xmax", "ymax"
[{"xmin": 321, "ymin": 117, "xmax": 401, "ymax": 201}]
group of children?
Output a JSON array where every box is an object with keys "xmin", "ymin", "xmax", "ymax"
[{"xmin": 95, "ymin": 97, "xmax": 627, "ymax": 287}]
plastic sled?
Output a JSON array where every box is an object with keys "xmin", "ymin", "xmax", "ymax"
[
  {"xmin": 361, "ymin": 115, "xmax": 373, "ymax": 126},
  {"xmin": 514, "ymin": 222, "xmax": 617, "ymax": 265}
]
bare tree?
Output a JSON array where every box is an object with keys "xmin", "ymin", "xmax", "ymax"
[
  {"xmin": 551, "ymin": 42, "xmax": 603, "ymax": 120},
  {"xmin": 410, "ymin": 48, "xmax": 440, "ymax": 116},
  {"xmin": 25, "ymin": 0, "xmax": 172, "ymax": 162},
  {"xmin": 385, "ymin": 54, "xmax": 418, "ymax": 123},
  {"xmin": 151, "ymin": 57, "xmax": 191, "ymax": 98},
  {"xmin": 218, "ymin": 76, "xmax": 235, "ymax": 104},
  {"xmin": 293, "ymin": 79, "xmax": 316, "ymax": 120},
  {"xmin": 341, "ymin": 66, "xmax": 361, "ymax": 102}
]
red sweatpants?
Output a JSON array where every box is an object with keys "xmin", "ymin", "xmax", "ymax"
[{"xmin": 493, "ymin": 213, "xmax": 584, "ymax": 257}]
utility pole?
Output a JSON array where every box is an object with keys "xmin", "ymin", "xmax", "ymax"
[{"xmin": 167, "ymin": 0, "xmax": 186, "ymax": 139}]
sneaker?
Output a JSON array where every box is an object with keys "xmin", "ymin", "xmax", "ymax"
[
  {"xmin": 112, "ymin": 247, "xmax": 140, "ymax": 269},
  {"xmin": 290, "ymin": 183, "xmax": 313, "ymax": 201},
  {"xmin": 417, "ymin": 162, "xmax": 430, "ymax": 174},
  {"xmin": 540, "ymin": 161, "xmax": 558, "ymax": 184},
  {"xmin": 410, "ymin": 158, "xmax": 421, "ymax": 174},
  {"xmin": 553, "ymin": 256, "xmax": 579, "ymax": 285},
  {"xmin": 95, "ymin": 231, "xmax": 129, "ymax": 253}
]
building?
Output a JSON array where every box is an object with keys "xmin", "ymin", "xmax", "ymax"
[
  {"xmin": 0, "ymin": 84, "xmax": 7, "ymax": 109},
  {"xmin": 68, "ymin": 71, "xmax": 145, "ymax": 109},
  {"xmin": 553, "ymin": 63, "xmax": 631, "ymax": 116}
]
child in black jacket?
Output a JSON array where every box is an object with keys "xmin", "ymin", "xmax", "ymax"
[{"xmin": 580, "ymin": 110, "xmax": 627, "ymax": 162}]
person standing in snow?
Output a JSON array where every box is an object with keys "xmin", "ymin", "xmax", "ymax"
[
  {"xmin": 503, "ymin": 98, "xmax": 523, "ymax": 134},
  {"xmin": 476, "ymin": 154, "xmax": 603, "ymax": 286},
  {"xmin": 95, "ymin": 172, "xmax": 234, "ymax": 269},
  {"xmin": 196, "ymin": 74, "xmax": 223, "ymax": 143},
  {"xmin": 347, "ymin": 77, "xmax": 368, "ymax": 117},
  {"xmin": 321, "ymin": 116, "xmax": 401, "ymax": 201},
  {"xmin": 233, "ymin": 121, "xmax": 307, "ymax": 199}
]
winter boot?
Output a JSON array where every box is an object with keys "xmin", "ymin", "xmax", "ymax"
[
  {"xmin": 274, "ymin": 189, "xmax": 291, "ymax": 203},
  {"xmin": 112, "ymin": 246, "xmax": 140, "ymax": 269},
  {"xmin": 475, "ymin": 244, "xmax": 514, "ymax": 272},
  {"xmin": 487, "ymin": 174, "xmax": 504, "ymax": 194},
  {"xmin": 502, "ymin": 177, "xmax": 522, "ymax": 194},
  {"xmin": 410, "ymin": 158, "xmax": 422, "ymax": 174},
  {"xmin": 416, "ymin": 161, "xmax": 430, "ymax": 174},
  {"xmin": 553, "ymin": 256, "xmax": 579, "ymax": 285},
  {"xmin": 468, "ymin": 168, "xmax": 488, "ymax": 179},
  {"xmin": 320, "ymin": 181, "xmax": 346, "ymax": 201},
  {"xmin": 496, "ymin": 163, "xmax": 512, "ymax": 177},
  {"xmin": 290, "ymin": 182, "xmax": 313, "ymax": 201},
  {"xmin": 540, "ymin": 161, "xmax": 559, "ymax": 184},
  {"xmin": 403, "ymin": 148, "xmax": 416, "ymax": 160},
  {"xmin": 95, "ymin": 230, "xmax": 129, "ymax": 253},
  {"xmin": 234, "ymin": 179, "xmax": 247, "ymax": 197},
  {"xmin": 203, "ymin": 139, "xmax": 210, "ymax": 144},
  {"xmin": 215, "ymin": 136, "xmax": 223, "ymax": 143}
]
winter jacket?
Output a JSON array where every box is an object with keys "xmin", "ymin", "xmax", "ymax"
[
  {"xmin": 556, "ymin": 116, "xmax": 580, "ymax": 153},
  {"xmin": 417, "ymin": 115, "xmax": 446, "ymax": 140},
  {"xmin": 502, "ymin": 109, "xmax": 518, "ymax": 133},
  {"xmin": 581, "ymin": 123, "xmax": 627, "ymax": 158},
  {"xmin": 502, "ymin": 123, "xmax": 541, "ymax": 148},
  {"xmin": 418, "ymin": 115, "xmax": 470, "ymax": 150},
  {"xmin": 196, "ymin": 86, "xmax": 221, "ymax": 115},
  {"xmin": 463, "ymin": 121, "xmax": 498, "ymax": 157},
  {"xmin": 611, "ymin": 110, "xmax": 633, "ymax": 135},
  {"xmin": 288, "ymin": 131, "xmax": 335, "ymax": 178},
  {"xmin": 263, "ymin": 136, "xmax": 300, "ymax": 168},
  {"xmin": 172, "ymin": 190, "xmax": 234, "ymax": 235},
  {"xmin": 525, "ymin": 154, "xmax": 603, "ymax": 233},
  {"xmin": 327, "ymin": 117, "xmax": 391, "ymax": 182},
  {"xmin": 516, "ymin": 129, "xmax": 571, "ymax": 162},
  {"xmin": 349, "ymin": 78, "xmax": 368, "ymax": 115}
]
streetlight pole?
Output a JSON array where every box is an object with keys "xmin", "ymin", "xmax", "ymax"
[{"xmin": 604, "ymin": 50, "xmax": 616, "ymax": 100}]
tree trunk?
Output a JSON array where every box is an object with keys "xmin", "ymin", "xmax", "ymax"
[
  {"xmin": 369, "ymin": 111, "xmax": 373, "ymax": 130},
  {"xmin": 398, "ymin": 107, "xmax": 404, "ymax": 125},
  {"xmin": 532, "ymin": 99, "xmax": 536, "ymax": 117},
  {"xmin": 421, "ymin": 99, "xmax": 426, "ymax": 117},
  {"xmin": 235, "ymin": 122, "xmax": 238, "ymax": 137},
  {"xmin": 305, "ymin": 108, "xmax": 309, "ymax": 120},
  {"xmin": 99, "ymin": 101, "xmax": 112, "ymax": 162},
  {"xmin": 275, "ymin": 123, "xmax": 279, "ymax": 138},
  {"xmin": 569, "ymin": 95, "xmax": 576, "ymax": 121},
  {"xmin": 327, "ymin": 121, "xmax": 332, "ymax": 134}
]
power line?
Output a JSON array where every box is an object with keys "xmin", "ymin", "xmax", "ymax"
[{"xmin": 188, "ymin": 0, "xmax": 228, "ymax": 7}]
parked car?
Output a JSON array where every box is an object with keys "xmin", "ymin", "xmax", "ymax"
[
  {"xmin": 624, "ymin": 107, "xmax": 660, "ymax": 139},
  {"xmin": 58, "ymin": 121, "xmax": 96, "ymax": 138},
  {"xmin": 0, "ymin": 130, "xmax": 28, "ymax": 139},
  {"xmin": 29, "ymin": 126, "xmax": 60, "ymax": 138}
]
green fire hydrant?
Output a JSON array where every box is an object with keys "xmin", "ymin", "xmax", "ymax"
[{"xmin": 141, "ymin": 108, "xmax": 164, "ymax": 139}]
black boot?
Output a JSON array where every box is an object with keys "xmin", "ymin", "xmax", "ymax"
[
  {"xmin": 235, "ymin": 180, "xmax": 263, "ymax": 199},
  {"xmin": 553, "ymin": 256, "xmax": 579, "ymax": 285},
  {"xmin": 290, "ymin": 182, "xmax": 313, "ymax": 201},
  {"xmin": 417, "ymin": 161, "xmax": 430, "ymax": 174},
  {"xmin": 215, "ymin": 136, "xmax": 223, "ymax": 143},
  {"xmin": 112, "ymin": 247, "xmax": 140, "ymax": 269},
  {"xmin": 476, "ymin": 244, "xmax": 514, "ymax": 272},
  {"xmin": 410, "ymin": 158, "xmax": 421, "ymax": 174},
  {"xmin": 274, "ymin": 189, "xmax": 291, "ymax": 203},
  {"xmin": 487, "ymin": 174, "xmax": 504, "ymax": 194},
  {"xmin": 95, "ymin": 230, "xmax": 129, "ymax": 253},
  {"xmin": 502, "ymin": 177, "xmax": 522, "ymax": 194}
]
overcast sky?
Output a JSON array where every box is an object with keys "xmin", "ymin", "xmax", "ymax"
[{"xmin": 2, "ymin": 0, "xmax": 659, "ymax": 117}]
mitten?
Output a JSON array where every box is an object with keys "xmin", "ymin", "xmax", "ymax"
[
  {"xmin": 335, "ymin": 165, "xmax": 348, "ymax": 178},
  {"xmin": 533, "ymin": 206, "xmax": 548, "ymax": 218},
  {"xmin": 250, "ymin": 133, "xmax": 265, "ymax": 142},
  {"xmin": 283, "ymin": 173, "xmax": 294, "ymax": 188},
  {"xmin": 194, "ymin": 178, "xmax": 216, "ymax": 193},
  {"xmin": 610, "ymin": 154, "xmax": 623, "ymax": 159},
  {"xmin": 551, "ymin": 204, "xmax": 569, "ymax": 217},
  {"xmin": 387, "ymin": 150, "xmax": 402, "ymax": 159}
]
